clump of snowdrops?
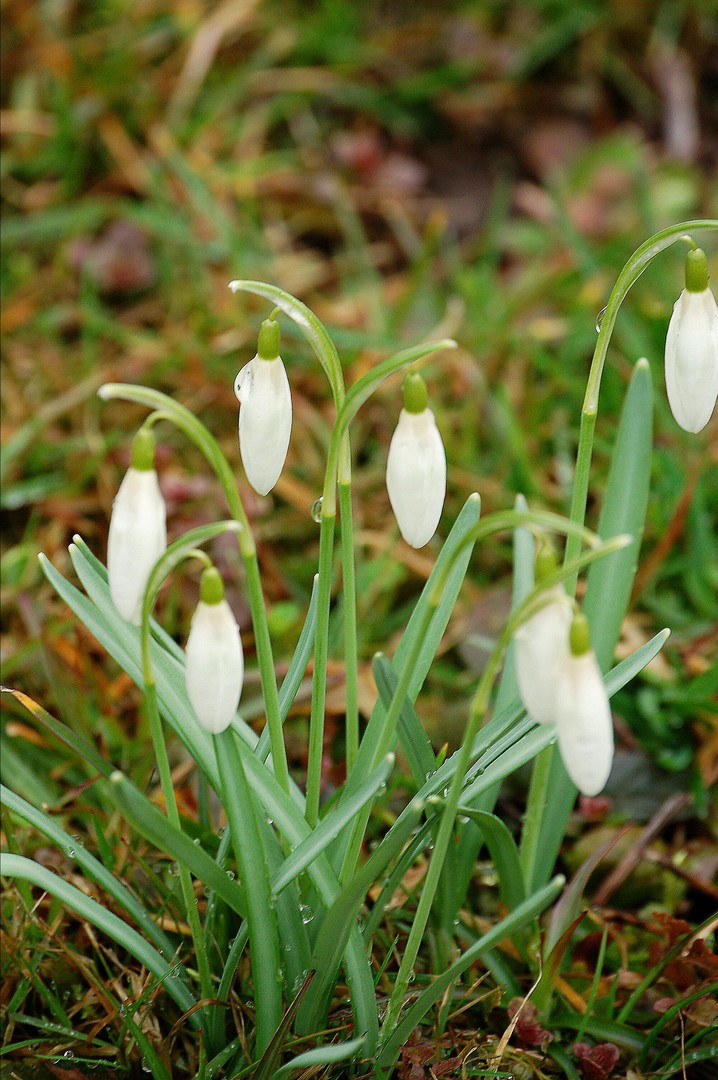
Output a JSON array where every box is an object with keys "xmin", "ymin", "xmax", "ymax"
[{"xmin": 2, "ymin": 222, "xmax": 716, "ymax": 1078}]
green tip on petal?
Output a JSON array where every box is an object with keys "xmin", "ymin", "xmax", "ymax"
[
  {"xmin": 535, "ymin": 541, "xmax": 558, "ymax": 581},
  {"xmin": 258, "ymin": 317, "xmax": 281, "ymax": 360},
  {"xmin": 685, "ymin": 247, "xmax": 709, "ymax": 293},
  {"xmin": 402, "ymin": 370, "xmax": 428, "ymax": 414},
  {"xmin": 569, "ymin": 610, "xmax": 592, "ymax": 657},
  {"xmin": 130, "ymin": 427, "xmax": 156, "ymax": 471},
  {"xmin": 200, "ymin": 566, "xmax": 225, "ymax": 605}
]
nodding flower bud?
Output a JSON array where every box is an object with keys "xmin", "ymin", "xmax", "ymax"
[
  {"xmin": 664, "ymin": 247, "xmax": 718, "ymax": 433},
  {"xmin": 185, "ymin": 567, "xmax": 244, "ymax": 735},
  {"xmin": 386, "ymin": 371, "xmax": 446, "ymax": 548},
  {"xmin": 554, "ymin": 612, "xmax": 614, "ymax": 797},
  {"xmin": 107, "ymin": 429, "xmax": 167, "ymax": 625},
  {"xmin": 234, "ymin": 317, "xmax": 292, "ymax": 496},
  {"xmin": 515, "ymin": 582, "xmax": 573, "ymax": 726}
]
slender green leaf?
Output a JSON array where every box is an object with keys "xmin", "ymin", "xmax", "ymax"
[
  {"xmin": 372, "ymin": 655, "xmax": 435, "ymax": 787},
  {"xmin": 272, "ymin": 754, "xmax": 395, "ymax": 896},
  {"xmin": 228, "ymin": 733, "xmax": 379, "ymax": 1052},
  {"xmin": 375, "ymin": 877, "xmax": 565, "ymax": 1067},
  {"xmin": 107, "ymin": 771, "xmax": 247, "ymax": 918},
  {"xmin": 215, "ymin": 730, "xmax": 282, "ymax": 1054},
  {"xmin": 3, "ymin": 686, "xmax": 113, "ymax": 780},
  {"xmin": 273, "ymin": 1035, "xmax": 366, "ymax": 1077},
  {"xmin": 584, "ymin": 358, "xmax": 653, "ymax": 671},
  {"xmin": 1, "ymin": 784, "xmax": 183, "ymax": 967},
  {"xmin": 494, "ymin": 492, "xmax": 534, "ymax": 714},
  {"xmin": 450, "ymin": 808, "xmax": 526, "ymax": 910},
  {"xmin": 0, "ymin": 853, "xmax": 198, "ymax": 1024},
  {"xmin": 295, "ymin": 798, "xmax": 424, "ymax": 1036},
  {"xmin": 331, "ymin": 493, "xmax": 482, "ymax": 873},
  {"xmin": 250, "ymin": 972, "xmax": 315, "ymax": 1080}
]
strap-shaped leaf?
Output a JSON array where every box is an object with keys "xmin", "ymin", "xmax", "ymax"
[
  {"xmin": 375, "ymin": 876, "xmax": 565, "ymax": 1067},
  {"xmin": 1, "ymin": 783, "xmax": 183, "ymax": 967},
  {"xmin": 0, "ymin": 853, "xmax": 198, "ymax": 1023},
  {"xmin": 271, "ymin": 754, "xmax": 395, "ymax": 896},
  {"xmin": 354, "ymin": 494, "xmax": 481, "ymax": 778},
  {"xmin": 450, "ymin": 807, "xmax": 526, "ymax": 910},
  {"xmin": 107, "ymin": 771, "xmax": 247, "ymax": 917},
  {"xmin": 294, "ymin": 797, "xmax": 424, "ymax": 1036},
  {"xmin": 584, "ymin": 358, "xmax": 653, "ymax": 670},
  {"xmin": 372, "ymin": 654, "xmax": 435, "ymax": 786}
]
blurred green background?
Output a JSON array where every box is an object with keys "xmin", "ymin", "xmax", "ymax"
[{"xmin": 2, "ymin": 0, "xmax": 717, "ymax": 796}]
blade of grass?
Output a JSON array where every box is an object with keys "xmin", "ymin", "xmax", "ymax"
[
  {"xmin": 372, "ymin": 654, "xmax": 435, "ymax": 787},
  {"xmin": 271, "ymin": 754, "xmax": 396, "ymax": 896},
  {"xmin": 375, "ymin": 876, "xmax": 565, "ymax": 1068},
  {"xmin": 294, "ymin": 797, "xmax": 425, "ymax": 1036},
  {"xmin": 445, "ymin": 807, "xmax": 526, "ymax": 911},
  {"xmin": 107, "ymin": 771, "xmax": 247, "ymax": 918},
  {"xmin": 1, "ymin": 784, "xmax": 184, "ymax": 970},
  {"xmin": 215, "ymin": 729, "xmax": 282, "ymax": 1055},
  {"xmin": 0, "ymin": 853, "xmax": 199, "ymax": 1025}
]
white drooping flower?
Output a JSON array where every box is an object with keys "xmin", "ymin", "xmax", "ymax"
[
  {"xmin": 234, "ymin": 317, "xmax": 292, "ymax": 496},
  {"xmin": 554, "ymin": 612, "xmax": 614, "ymax": 798},
  {"xmin": 664, "ymin": 246, "xmax": 718, "ymax": 433},
  {"xmin": 515, "ymin": 583, "xmax": 573, "ymax": 726},
  {"xmin": 107, "ymin": 428, "xmax": 167, "ymax": 625},
  {"xmin": 386, "ymin": 371, "xmax": 446, "ymax": 548},
  {"xmin": 185, "ymin": 567, "xmax": 244, "ymax": 735}
]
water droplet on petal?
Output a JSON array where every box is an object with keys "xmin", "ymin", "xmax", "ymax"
[{"xmin": 311, "ymin": 497, "xmax": 323, "ymax": 523}]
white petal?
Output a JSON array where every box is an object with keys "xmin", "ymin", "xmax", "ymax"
[
  {"xmin": 235, "ymin": 355, "xmax": 292, "ymax": 495},
  {"xmin": 555, "ymin": 651, "xmax": 614, "ymax": 797},
  {"xmin": 514, "ymin": 586, "xmax": 573, "ymax": 725},
  {"xmin": 107, "ymin": 468, "xmax": 167, "ymax": 625},
  {"xmin": 386, "ymin": 408, "xmax": 446, "ymax": 548},
  {"xmin": 185, "ymin": 600, "xmax": 244, "ymax": 734},
  {"xmin": 665, "ymin": 288, "xmax": 718, "ymax": 432}
]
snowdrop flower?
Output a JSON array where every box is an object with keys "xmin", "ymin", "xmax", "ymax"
[
  {"xmin": 185, "ymin": 567, "xmax": 244, "ymax": 735},
  {"xmin": 107, "ymin": 428, "xmax": 167, "ymax": 625},
  {"xmin": 554, "ymin": 612, "xmax": 614, "ymax": 797},
  {"xmin": 664, "ymin": 246, "xmax": 718, "ymax": 433},
  {"xmin": 234, "ymin": 317, "xmax": 292, "ymax": 495},
  {"xmin": 386, "ymin": 371, "xmax": 446, "ymax": 548},
  {"xmin": 515, "ymin": 572, "xmax": 573, "ymax": 726}
]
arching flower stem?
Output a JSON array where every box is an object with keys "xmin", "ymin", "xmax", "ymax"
[
  {"xmin": 305, "ymin": 338, "xmax": 457, "ymax": 826},
  {"xmin": 136, "ymin": 520, "xmax": 242, "ymax": 1049},
  {"xmin": 524, "ymin": 218, "xmax": 717, "ymax": 903},
  {"xmin": 98, "ymin": 384, "xmax": 292, "ymax": 799},
  {"xmin": 378, "ymin": 519, "xmax": 629, "ymax": 1044}
]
